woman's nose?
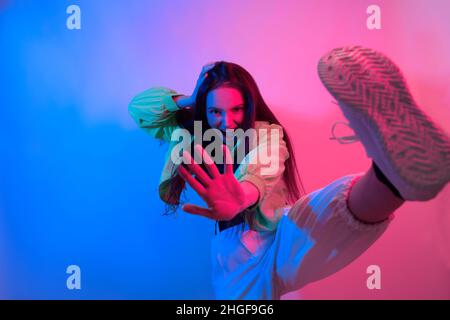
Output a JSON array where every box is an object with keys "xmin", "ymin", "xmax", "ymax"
[{"xmin": 220, "ymin": 113, "xmax": 233, "ymax": 130}]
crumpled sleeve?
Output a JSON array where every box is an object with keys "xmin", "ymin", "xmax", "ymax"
[
  {"xmin": 236, "ymin": 123, "xmax": 290, "ymax": 230},
  {"xmin": 239, "ymin": 124, "xmax": 289, "ymax": 203},
  {"xmin": 128, "ymin": 86, "xmax": 184, "ymax": 142}
]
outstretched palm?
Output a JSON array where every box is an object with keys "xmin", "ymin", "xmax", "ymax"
[{"xmin": 178, "ymin": 144, "xmax": 245, "ymax": 221}]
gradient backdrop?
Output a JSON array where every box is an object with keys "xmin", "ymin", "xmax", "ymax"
[{"xmin": 1, "ymin": 0, "xmax": 449, "ymax": 299}]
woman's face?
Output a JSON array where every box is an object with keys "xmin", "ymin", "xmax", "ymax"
[{"xmin": 206, "ymin": 86, "xmax": 245, "ymax": 132}]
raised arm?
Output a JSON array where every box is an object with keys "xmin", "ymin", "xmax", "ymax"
[
  {"xmin": 128, "ymin": 86, "xmax": 190, "ymax": 142},
  {"xmin": 128, "ymin": 62, "xmax": 216, "ymax": 141}
]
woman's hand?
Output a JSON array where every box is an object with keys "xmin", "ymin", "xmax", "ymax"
[
  {"xmin": 177, "ymin": 144, "xmax": 246, "ymax": 221},
  {"xmin": 192, "ymin": 62, "xmax": 216, "ymax": 101},
  {"xmin": 178, "ymin": 62, "xmax": 216, "ymax": 108}
]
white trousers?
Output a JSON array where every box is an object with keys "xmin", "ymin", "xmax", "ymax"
[{"xmin": 210, "ymin": 173, "xmax": 393, "ymax": 299}]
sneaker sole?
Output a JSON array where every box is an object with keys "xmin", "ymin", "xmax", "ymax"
[{"xmin": 317, "ymin": 45, "xmax": 450, "ymax": 201}]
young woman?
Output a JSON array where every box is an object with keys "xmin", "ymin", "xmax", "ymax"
[{"xmin": 128, "ymin": 46, "xmax": 450, "ymax": 299}]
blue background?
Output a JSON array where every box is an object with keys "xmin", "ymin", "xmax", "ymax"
[{"xmin": 0, "ymin": 0, "xmax": 215, "ymax": 299}]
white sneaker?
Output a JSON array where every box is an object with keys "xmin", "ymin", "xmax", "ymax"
[{"xmin": 318, "ymin": 46, "xmax": 450, "ymax": 201}]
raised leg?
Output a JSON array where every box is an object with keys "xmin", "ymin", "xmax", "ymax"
[
  {"xmin": 348, "ymin": 164, "xmax": 405, "ymax": 224},
  {"xmin": 318, "ymin": 46, "xmax": 450, "ymax": 202}
]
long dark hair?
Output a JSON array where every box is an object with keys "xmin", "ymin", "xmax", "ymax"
[{"xmin": 163, "ymin": 61, "xmax": 306, "ymax": 212}]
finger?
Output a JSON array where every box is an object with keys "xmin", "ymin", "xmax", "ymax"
[
  {"xmin": 182, "ymin": 150, "xmax": 212, "ymax": 187},
  {"xmin": 206, "ymin": 63, "xmax": 215, "ymax": 72},
  {"xmin": 194, "ymin": 144, "xmax": 220, "ymax": 178},
  {"xmin": 178, "ymin": 164, "xmax": 206, "ymax": 196},
  {"xmin": 201, "ymin": 63, "xmax": 215, "ymax": 77},
  {"xmin": 223, "ymin": 144, "xmax": 234, "ymax": 175},
  {"xmin": 182, "ymin": 204, "xmax": 214, "ymax": 219},
  {"xmin": 203, "ymin": 62, "xmax": 215, "ymax": 71}
]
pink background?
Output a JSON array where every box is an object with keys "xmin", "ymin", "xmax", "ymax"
[
  {"xmin": 1, "ymin": 0, "xmax": 449, "ymax": 299},
  {"xmin": 139, "ymin": 0, "xmax": 450, "ymax": 299}
]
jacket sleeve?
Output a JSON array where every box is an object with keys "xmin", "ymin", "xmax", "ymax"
[
  {"xmin": 128, "ymin": 86, "xmax": 184, "ymax": 142},
  {"xmin": 236, "ymin": 123, "xmax": 291, "ymax": 230}
]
